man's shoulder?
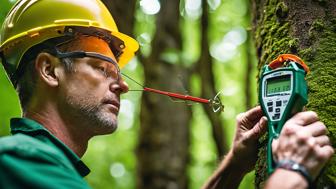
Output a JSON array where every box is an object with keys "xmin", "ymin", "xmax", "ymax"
[
  {"xmin": 0, "ymin": 135, "xmax": 92, "ymax": 188},
  {"xmin": 0, "ymin": 133, "xmax": 52, "ymax": 152},
  {"xmin": 0, "ymin": 133, "xmax": 68, "ymax": 164}
]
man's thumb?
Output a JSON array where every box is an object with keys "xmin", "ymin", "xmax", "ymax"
[{"xmin": 248, "ymin": 116, "xmax": 268, "ymax": 139}]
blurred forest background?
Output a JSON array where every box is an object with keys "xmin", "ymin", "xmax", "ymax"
[{"xmin": 0, "ymin": 0, "xmax": 258, "ymax": 188}]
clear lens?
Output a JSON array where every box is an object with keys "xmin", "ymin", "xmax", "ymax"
[{"xmin": 54, "ymin": 50, "xmax": 121, "ymax": 80}]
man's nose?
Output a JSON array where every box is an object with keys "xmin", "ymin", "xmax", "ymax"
[
  {"xmin": 110, "ymin": 78, "xmax": 129, "ymax": 94},
  {"xmin": 119, "ymin": 79, "xmax": 129, "ymax": 93}
]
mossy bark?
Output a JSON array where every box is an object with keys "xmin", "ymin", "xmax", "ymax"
[{"xmin": 252, "ymin": 0, "xmax": 336, "ymax": 188}]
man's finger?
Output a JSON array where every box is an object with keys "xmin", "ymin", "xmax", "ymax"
[
  {"xmin": 304, "ymin": 121, "xmax": 327, "ymax": 137},
  {"xmin": 316, "ymin": 145, "xmax": 335, "ymax": 161},
  {"xmin": 247, "ymin": 116, "xmax": 268, "ymax": 139},
  {"xmin": 288, "ymin": 111, "xmax": 319, "ymax": 126},
  {"xmin": 314, "ymin": 135, "xmax": 331, "ymax": 147},
  {"xmin": 244, "ymin": 106, "xmax": 263, "ymax": 122}
]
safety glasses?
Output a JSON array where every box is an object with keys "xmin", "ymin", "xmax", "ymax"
[
  {"xmin": 11, "ymin": 36, "xmax": 122, "ymax": 86},
  {"xmin": 52, "ymin": 49, "xmax": 121, "ymax": 80}
]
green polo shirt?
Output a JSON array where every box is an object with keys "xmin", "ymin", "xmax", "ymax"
[{"xmin": 0, "ymin": 118, "xmax": 92, "ymax": 189}]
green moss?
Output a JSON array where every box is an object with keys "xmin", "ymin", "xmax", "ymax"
[
  {"xmin": 276, "ymin": 2, "xmax": 288, "ymax": 19},
  {"xmin": 299, "ymin": 47, "xmax": 315, "ymax": 61},
  {"xmin": 254, "ymin": 0, "xmax": 293, "ymax": 70},
  {"xmin": 288, "ymin": 38, "xmax": 299, "ymax": 52},
  {"xmin": 330, "ymin": 18, "xmax": 336, "ymax": 33},
  {"xmin": 309, "ymin": 20, "xmax": 325, "ymax": 39},
  {"xmin": 300, "ymin": 20, "xmax": 336, "ymax": 188},
  {"xmin": 312, "ymin": 20, "xmax": 325, "ymax": 31},
  {"xmin": 317, "ymin": 157, "xmax": 336, "ymax": 186}
]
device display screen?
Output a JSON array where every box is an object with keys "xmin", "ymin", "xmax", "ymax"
[{"xmin": 266, "ymin": 75, "xmax": 291, "ymax": 96}]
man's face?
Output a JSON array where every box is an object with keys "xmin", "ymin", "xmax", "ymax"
[{"xmin": 57, "ymin": 36, "xmax": 129, "ymax": 135}]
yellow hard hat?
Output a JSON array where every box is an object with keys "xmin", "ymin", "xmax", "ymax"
[{"xmin": 0, "ymin": 0, "xmax": 139, "ymax": 79}]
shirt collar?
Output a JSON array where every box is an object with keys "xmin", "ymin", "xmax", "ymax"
[{"xmin": 10, "ymin": 118, "xmax": 91, "ymax": 177}]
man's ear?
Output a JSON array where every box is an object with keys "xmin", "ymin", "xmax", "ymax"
[{"xmin": 35, "ymin": 52, "xmax": 62, "ymax": 87}]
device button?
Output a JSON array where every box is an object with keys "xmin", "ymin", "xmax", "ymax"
[
  {"xmin": 276, "ymin": 108, "xmax": 280, "ymax": 113},
  {"xmin": 267, "ymin": 102, "xmax": 273, "ymax": 106},
  {"xmin": 274, "ymin": 113, "xmax": 280, "ymax": 119},
  {"xmin": 276, "ymin": 101, "xmax": 282, "ymax": 107},
  {"xmin": 268, "ymin": 107, "xmax": 273, "ymax": 112}
]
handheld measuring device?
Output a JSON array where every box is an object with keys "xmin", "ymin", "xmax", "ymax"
[{"xmin": 259, "ymin": 54, "xmax": 310, "ymax": 174}]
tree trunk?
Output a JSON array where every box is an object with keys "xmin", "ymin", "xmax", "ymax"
[
  {"xmin": 102, "ymin": 0, "xmax": 137, "ymax": 37},
  {"xmin": 136, "ymin": 0, "xmax": 192, "ymax": 188},
  {"xmin": 244, "ymin": 0, "xmax": 255, "ymax": 110},
  {"xmin": 197, "ymin": 0, "xmax": 228, "ymax": 158},
  {"xmin": 244, "ymin": 30, "xmax": 254, "ymax": 110},
  {"xmin": 252, "ymin": 0, "xmax": 336, "ymax": 188}
]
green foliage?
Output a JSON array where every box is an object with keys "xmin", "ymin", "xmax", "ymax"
[
  {"xmin": 0, "ymin": 0, "xmax": 16, "ymax": 24},
  {"xmin": 188, "ymin": 104, "xmax": 217, "ymax": 189},
  {"xmin": 0, "ymin": 0, "xmax": 20, "ymax": 137},
  {"xmin": 181, "ymin": 18, "xmax": 201, "ymax": 66},
  {"xmin": 83, "ymin": 129, "xmax": 138, "ymax": 189},
  {"xmin": 0, "ymin": 0, "xmax": 21, "ymax": 136},
  {"xmin": 0, "ymin": 64, "xmax": 21, "ymax": 136}
]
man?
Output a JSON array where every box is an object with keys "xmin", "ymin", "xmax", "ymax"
[
  {"xmin": 0, "ymin": 0, "xmax": 333, "ymax": 189},
  {"xmin": 0, "ymin": 0, "xmax": 137, "ymax": 188}
]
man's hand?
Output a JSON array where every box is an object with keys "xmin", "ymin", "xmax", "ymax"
[
  {"xmin": 272, "ymin": 111, "xmax": 334, "ymax": 179},
  {"xmin": 231, "ymin": 106, "xmax": 268, "ymax": 173},
  {"xmin": 202, "ymin": 106, "xmax": 267, "ymax": 189}
]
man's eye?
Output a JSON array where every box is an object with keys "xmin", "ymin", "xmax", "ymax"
[
  {"xmin": 94, "ymin": 65, "xmax": 118, "ymax": 79},
  {"xmin": 96, "ymin": 67, "xmax": 108, "ymax": 76}
]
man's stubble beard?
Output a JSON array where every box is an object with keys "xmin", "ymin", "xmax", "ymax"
[{"xmin": 64, "ymin": 94, "xmax": 118, "ymax": 135}]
